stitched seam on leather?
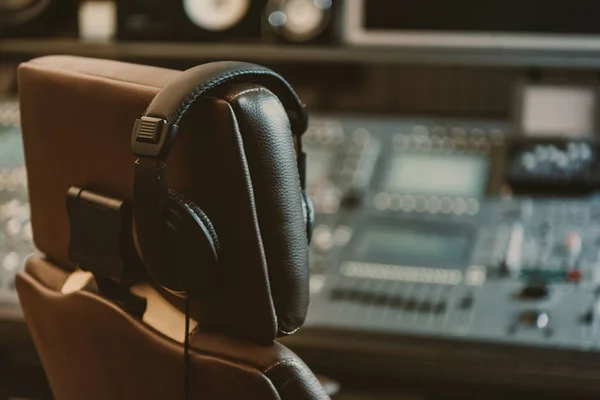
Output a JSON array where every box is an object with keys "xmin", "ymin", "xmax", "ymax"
[
  {"xmin": 227, "ymin": 87, "xmax": 270, "ymax": 102},
  {"xmin": 278, "ymin": 326, "xmax": 301, "ymax": 336},
  {"xmin": 225, "ymin": 86, "xmax": 300, "ymax": 339},
  {"xmin": 263, "ymin": 359, "xmax": 301, "ymax": 374},
  {"xmin": 172, "ymin": 68, "xmax": 276, "ymax": 124}
]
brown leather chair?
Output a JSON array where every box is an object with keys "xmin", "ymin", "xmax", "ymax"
[{"xmin": 15, "ymin": 56, "xmax": 331, "ymax": 400}]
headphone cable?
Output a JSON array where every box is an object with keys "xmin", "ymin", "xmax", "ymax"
[{"xmin": 184, "ymin": 297, "xmax": 191, "ymax": 400}]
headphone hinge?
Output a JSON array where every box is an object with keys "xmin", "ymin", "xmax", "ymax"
[{"xmin": 131, "ymin": 116, "xmax": 178, "ymax": 160}]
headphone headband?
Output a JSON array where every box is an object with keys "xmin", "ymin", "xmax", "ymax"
[{"xmin": 132, "ymin": 61, "xmax": 308, "ymax": 161}]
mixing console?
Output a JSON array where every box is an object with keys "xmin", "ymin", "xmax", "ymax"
[
  {"xmin": 281, "ymin": 115, "xmax": 600, "ymax": 397},
  {"xmin": 5, "ymin": 99, "xmax": 600, "ymax": 395},
  {"xmin": 0, "ymin": 99, "xmax": 33, "ymax": 313}
]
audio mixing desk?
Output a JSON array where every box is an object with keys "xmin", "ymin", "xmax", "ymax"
[{"xmin": 5, "ymin": 99, "xmax": 600, "ymax": 396}]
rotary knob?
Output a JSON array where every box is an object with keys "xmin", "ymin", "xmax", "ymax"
[{"xmin": 266, "ymin": 0, "xmax": 333, "ymax": 42}]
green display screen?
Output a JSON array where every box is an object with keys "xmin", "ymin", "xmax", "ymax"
[{"xmin": 355, "ymin": 224, "xmax": 472, "ymax": 268}]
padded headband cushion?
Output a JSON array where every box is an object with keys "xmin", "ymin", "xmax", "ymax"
[
  {"xmin": 214, "ymin": 83, "xmax": 310, "ymax": 335},
  {"xmin": 137, "ymin": 62, "xmax": 311, "ymax": 337},
  {"xmin": 143, "ymin": 61, "xmax": 308, "ymax": 136}
]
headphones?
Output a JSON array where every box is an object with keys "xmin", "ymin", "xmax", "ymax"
[{"xmin": 130, "ymin": 61, "xmax": 314, "ymax": 300}]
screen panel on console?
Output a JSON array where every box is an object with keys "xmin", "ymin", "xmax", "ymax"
[
  {"xmin": 364, "ymin": 1, "xmax": 600, "ymax": 34},
  {"xmin": 352, "ymin": 221, "xmax": 473, "ymax": 268},
  {"xmin": 347, "ymin": 0, "xmax": 600, "ymax": 49},
  {"xmin": 383, "ymin": 153, "xmax": 489, "ymax": 197}
]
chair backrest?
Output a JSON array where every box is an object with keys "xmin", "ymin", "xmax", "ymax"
[
  {"xmin": 15, "ymin": 56, "xmax": 330, "ymax": 400},
  {"xmin": 17, "ymin": 256, "xmax": 328, "ymax": 400}
]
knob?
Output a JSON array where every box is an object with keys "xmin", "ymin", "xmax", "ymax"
[
  {"xmin": 518, "ymin": 278, "xmax": 548, "ymax": 300},
  {"xmin": 340, "ymin": 189, "xmax": 362, "ymax": 208},
  {"xmin": 581, "ymin": 308, "xmax": 594, "ymax": 325},
  {"xmin": 509, "ymin": 310, "xmax": 553, "ymax": 337},
  {"xmin": 565, "ymin": 232, "xmax": 582, "ymax": 265},
  {"xmin": 266, "ymin": 0, "xmax": 332, "ymax": 43},
  {"xmin": 458, "ymin": 295, "xmax": 474, "ymax": 309}
]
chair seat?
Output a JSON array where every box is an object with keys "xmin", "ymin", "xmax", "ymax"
[{"xmin": 17, "ymin": 256, "xmax": 329, "ymax": 400}]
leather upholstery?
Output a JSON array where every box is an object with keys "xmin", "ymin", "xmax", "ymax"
[
  {"xmin": 143, "ymin": 61, "xmax": 307, "ymax": 137},
  {"xmin": 215, "ymin": 83, "xmax": 310, "ymax": 334},
  {"xmin": 17, "ymin": 55, "xmax": 310, "ymax": 343},
  {"xmin": 16, "ymin": 257, "xmax": 330, "ymax": 400},
  {"xmin": 16, "ymin": 55, "xmax": 329, "ymax": 399}
]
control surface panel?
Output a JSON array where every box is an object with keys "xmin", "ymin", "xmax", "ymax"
[{"xmin": 283, "ymin": 114, "xmax": 600, "ymax": 396}]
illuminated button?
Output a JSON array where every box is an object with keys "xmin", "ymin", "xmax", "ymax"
[
  {"xmin": 451, "ymin": 127, "xmax": 466, "ymax": 137},
  {"xmin": 555, "ymin": 151, "xmax": 569, "ymax": 169},
  {"xmin": 565, "ymin": 232, "xmax": 582, "ymax": 268},
  {"xmin": 470, "ymin": 128, "xmax": 485, "ymax": 138},
  {"xmin": 565, "ymin": 232, "xmax": 582, "ymax": 255},
  {"xmin": 321, "ymin": 195, "xmax": 340, "ymax": 214},
  {"xmin": 22, "ymin": 221, "xmax": 33, "ymax": 240},
  {"xmin": 5, "ymin": 217, "xmax": 21, "ymax": 237},
  {"xmin": 304, "ymin": 132, "xmax": 317, "ymax": 144},
  {"xmin": 580, "ymin": 143, "xmax": 592, "ymax": 161},
  {"xmin": 333, "ymin": 226, "xmax": 352, "ymax": 246},
  {"xmin": 453, "ymin": 198, "xmax": 468, "ymax": 215},
  {"xmin": 427, "ymin": 197, "xmax": 441, "ymax": 214},
  {"xmin": 347, "ymin": 144, "xmax": 363, "ymax": 156},
  {"xmin": 412, "ymin": 125, "xmax": 429, "ymax": 135},
  {"xmin": 478, "ymin": 140, "xmax": 491, "ymax": 153},
  {"xmin": 314, "ymin": 127, "xmax": 328, "ymax": 144},
  {"xmin": 401, "ymin": 195, "xmax": 416, "ymax": 212},
  {"xmin": 441, "ymin": 137, "xmax": 453, "ymax": 151},
  {"xmin": 373, "ymin": 193, "xmax": 391, "ymax": 210},
  {"xmin": 430, "ymin": 136, "xmax": 443, "ymax": 150},
  {"xmin": 419, "ymin": 138, "xmax": 432, "ymax": 151},
  {"xmin": 407, "ymin": 134, "xmax": 420, "ymax": 151},
  {"xmin": 522, "ymin": 152, "xmax": 537, "ymax": 171},
  {"xmin": 352, "ymin": 128, "xmax": 370, "ymax": 146},
  {"xmin": 390, "ymin": 194, "xmax": 402, "ymax": 211},
  {"xmin": 440, "ymin": 197, "xmax": 453, "ymax": 214},
  {"xmin": 490, "ymin": 129, "xmax": 505, "ymax": 145},
  {"xmin": 309, "ymin": 275, "xmax": 326, "ymax": 294},
  {"xmin": 393, "ymin": 133, "xmax": 408, "ymax": 150},
  {"xmin": 466, "ymin": 266, "xmax": 486, "ymax": 286},
  {"xmin": 453, "ymin": 137, "xmax": 467, "ymax": 152},
  {"xmin": 415, "ymin": 196, "xmax": 428, "ymax": 213},
  {"xmin": 567, "ymin": 269, "xmax": 583, "ymax": 283},
  {"xmin": 432, "ymin": 126, "xmax": 447, "ymax": 136},
  {"xmin": 330, "ymin": 129, "xmax": 345, "ymax": 145},
  {"xmin": 466, "ymin": 199, "xmax": 480, "ymax": 215},
  {"xmin": 567, "ymin": 142, "xmax": 581, "ymax": 159},
  {"xmin": 313, "ymin": 226, "xmax": 333, "ymax": 252},
  {"xmin": 343, "ymin": 155, "xmax": 360, "ymax": 168},
  {"xmin": 3, "ymin": 252, "xmax": 19, "ymax": 272},
  {"xmin": 321, "ymin": 127, "xmax": 336, "ymax": 145},
  {"xmin": 533, "ymin": 146, "xmax": 550, "ymax": 162},
  {"xmin": 340, "ymin": 167, "xmax": 355, "ymax": 178}
]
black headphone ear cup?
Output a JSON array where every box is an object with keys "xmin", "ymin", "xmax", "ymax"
[
  {"xmin": 302, "ymin": 190, "xmax": 314, "ymax": 244},
  {"xmin": 168, "ymin": 188, "xmax": 220, "ymax": 252},
  {"xmin": 155, "ymin": 189, "xmax": 220, "ymax": 298}
]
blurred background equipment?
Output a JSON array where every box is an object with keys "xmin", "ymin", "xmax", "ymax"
[
  {"xmin": 6, "ymin": 1, "xmax": 600, "ymax": 399},
  {"xmin": 0, "ymin": 0, "xmax": 79, "ymax": 38}
]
